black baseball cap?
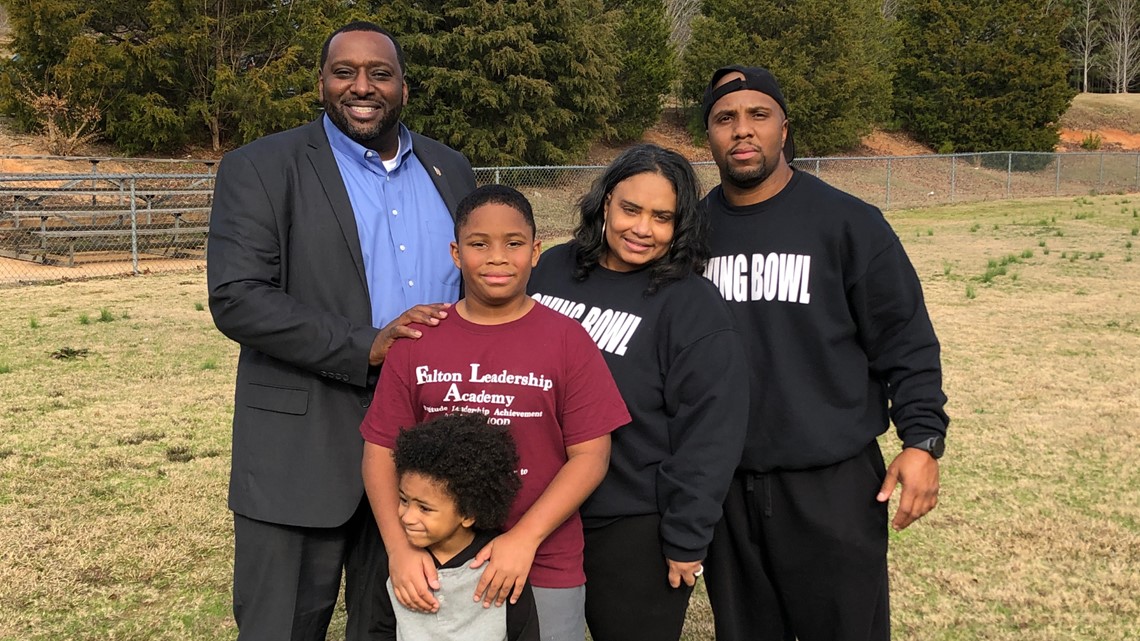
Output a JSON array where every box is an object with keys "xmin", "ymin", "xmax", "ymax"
[{"xmin": 702, "ymin": 65, "xmax": 795, "ymax": 162}]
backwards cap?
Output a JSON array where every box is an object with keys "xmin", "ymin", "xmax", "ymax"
[{"xmin": 702, "ymin": 65, "xmax": 795, "ymax": 162}]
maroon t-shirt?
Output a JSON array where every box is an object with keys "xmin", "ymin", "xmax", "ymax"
[{"xmin": 361, "ymin": 302, "xmax": 630, "ymax": 588}]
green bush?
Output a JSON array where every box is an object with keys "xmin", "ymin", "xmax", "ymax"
[
  {"xmin": 680, "ymin": 0, "xmax": 893, "ymax": 156},
  {"xmin": 371, "ymin": 0, "xmax": 620, "ymax": 166},
  {"xmin": 605, "ymin": 0, "xmax": 677, "ymax": 142},
  {"xmin": 977, "ymin": 152, "xmax": 1055, "ymax": 173},
  {"xmin": 1080, "ymin": 132, "xmax": 1103, "ymax": 150},
  {"xmin": 894, "ymin": 0, "xmax": 1074, "ymax": 154}
]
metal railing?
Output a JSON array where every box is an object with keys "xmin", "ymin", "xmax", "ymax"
[{"xmin": 1, "ymin": 150, "xmax": 1138, "ymax": 286}]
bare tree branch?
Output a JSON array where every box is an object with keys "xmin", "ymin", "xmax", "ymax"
[
  {"xmin": 1066, "ymin": 0, "xmax": 1102, "ymax": 92},
  {"xmin": 664, "ymin": 0, "xmax": 702, "ymax": 52},
  {"xmin": 1103, "ymin": 0, "xmax": 1140, "ymax": 92}
]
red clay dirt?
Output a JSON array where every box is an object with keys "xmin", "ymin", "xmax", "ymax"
[{"xmin": 1057, "ymin": 128, "xmax": 1140, "ymax": 152}]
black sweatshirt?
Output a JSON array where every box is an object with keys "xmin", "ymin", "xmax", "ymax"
[
  {"xmin": 529, "ymin": 243, "xmax": 749, "ymax": 561},
  {"xmin": 702, "ymin": 170, "xmax": 949, "ymax": 473}
]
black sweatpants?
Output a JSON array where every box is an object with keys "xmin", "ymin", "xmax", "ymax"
[
  {"xmin": 704, "ymin": 441, "xmax": 890, "ymax": 641},
  {"xmin": 233, "ymin": 498, "xmax": 387, "ymax": 641},
  {"xmin": 583, "ymin": 514, "xmax": 695, "ymax": 641}
]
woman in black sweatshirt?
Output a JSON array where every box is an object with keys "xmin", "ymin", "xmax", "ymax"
[{"xmin": 528, "ymin": 144, "xmax": 749, "ymax": 641}]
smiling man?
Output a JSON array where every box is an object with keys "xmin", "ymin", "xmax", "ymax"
[
  {"xmin": 698, "ymin": 66, "xmax": 950, "ymax": 641},
  {"xmin": 207, "ymin": 21, "xmax": 475, "ymax": 641}
]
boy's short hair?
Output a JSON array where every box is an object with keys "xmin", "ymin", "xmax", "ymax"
[
  {"xmin": 394, "ymin": 413, "xmax": 521, "ymax": 530},
  {"xmin": 454, "ymin": 184, "xmax": 536, "ymax": 240}
]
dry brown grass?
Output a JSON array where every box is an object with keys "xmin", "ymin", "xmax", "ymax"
[
  {"xmin": 1060, "ymin": 93, "xmax": 1140, "ymax": 135},
  {"xmin": 1, "ymin": 194, "xmax": 1138, "ymax": 640}
]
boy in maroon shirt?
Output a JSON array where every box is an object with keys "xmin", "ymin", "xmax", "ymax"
[{"xmin": 361, "ymin": 185, "xmax": 630, "ymax": 641}]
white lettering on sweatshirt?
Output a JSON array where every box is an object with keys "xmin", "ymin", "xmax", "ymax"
[
  {"xmin": 703, "ymin": 253, "xmax": 812, "ymax": 304},
  {"xmin": 532, "ymin": 293, "xmax": 643, "ymax": 356}
]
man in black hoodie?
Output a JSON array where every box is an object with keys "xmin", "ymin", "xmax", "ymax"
[{"xmin": 699, "ymin": 65, "xmax": 950, "ymax": 641}]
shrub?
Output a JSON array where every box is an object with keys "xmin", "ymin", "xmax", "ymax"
[
  {"xmin": 680, "ymin": 0, "xmax": 893, "ymax": 156},
  {"xmin": 894, "ymin": 0, "xmax": 1073, "ymax": 154},
  {"xmin": 1080, "ymin": 132, "xmax": 1103, "ymax": 150}
]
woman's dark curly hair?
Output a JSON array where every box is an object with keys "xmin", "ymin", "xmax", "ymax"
[
  {"xmin": 394, "ymin": 413, "xmax": 521, "ymax": 531},
  {"xmin": 572, "ymin": 143, "xmax": 708, "ymax": 295}
]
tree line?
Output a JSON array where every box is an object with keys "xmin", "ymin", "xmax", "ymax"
[
  {"xmin": 1065, "ymin": 0, "xmax": 1140, "ymax": 93},
  {"xmin": 0, "ymin": 0, "xmax": 1124, "ymax": 164}
]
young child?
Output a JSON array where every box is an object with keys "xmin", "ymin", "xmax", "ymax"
[
  {"xmin": 361, "ymin": 185, "xmax": 630, "ymax": 641},
  {"xmin": 374, "ymin": 412, "xmax": 539, "ymax": 641}
]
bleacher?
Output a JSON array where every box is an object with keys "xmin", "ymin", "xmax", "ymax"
[{"xmin": 0, "ymin": 175, "xmax": 213, "ymax": 266}]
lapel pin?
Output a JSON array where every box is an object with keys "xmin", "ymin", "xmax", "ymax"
[{"xmin": 433, "ymin": 166, "xmax": 442, "ymax": 176}]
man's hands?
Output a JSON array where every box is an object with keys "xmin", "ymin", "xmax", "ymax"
[
  {"xmin": 666, "ymin": 558, "xmax": 703, "ymax": 588},
  {"xmin": 877, "ymin": 447, "xmax": 940, "ymax": 530},
  {"xmin": 368, "ymin": 303, "xmax": 450, "ymax": 366},
  {"xmin": 469, "ymin": 530, "xmax": 540, "ymax": 608}
]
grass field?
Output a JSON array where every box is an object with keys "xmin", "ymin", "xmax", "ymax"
[{"xmin": 1, "ymin": 194, "xmax": 1138, "ymax": 640}]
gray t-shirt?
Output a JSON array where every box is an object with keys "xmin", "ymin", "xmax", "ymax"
[{"xmin": 375, "ymin": 531, "xmax": 539, "ymax": 641}]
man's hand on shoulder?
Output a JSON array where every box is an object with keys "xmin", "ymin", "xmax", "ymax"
[
  {"xmin": 876, "ymin": 447, "xmax": 940, "ymax": 530},
  {"xmin": 369, "ymin": 303, "xmax": 451, "ymax": 366}
]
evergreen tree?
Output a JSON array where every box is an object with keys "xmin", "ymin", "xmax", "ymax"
[
  {"xmin": 0, "ymin": 0, "xmax": 90, "ymax": 131},
  {"xmin": 605, "ymin": 0, "xmax": 677, "ymax": 142},
  {"xmin": 0, "ymin": 0, "xmax": 336, "ymax": 153},
  {"xmin": 679, "ymin": 0, "xmax": 894, "ymax": 156},
  {"xmin": 2, "ymin": 0, "xmax": 623, "ymax": 161},
  {"xmin": 894, "ymin": 0, "xmax": 1075, "ymax": 153},
  {"xmin": 365, "ymin": 0, "xmax": 620, "ymax": 166}
]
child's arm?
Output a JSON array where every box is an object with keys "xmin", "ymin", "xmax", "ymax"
[
  {"xmin": 362, "ymin": 443, "xmax": 442, "ymax": 613},
  {"xmin": 469, "ymin": 433, "xmax": 611, "ymax": 607}
]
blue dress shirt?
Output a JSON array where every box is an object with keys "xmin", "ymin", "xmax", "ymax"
[{"xmin": 323, "ymin": 116, "xmax": 460, "ymax": 328}]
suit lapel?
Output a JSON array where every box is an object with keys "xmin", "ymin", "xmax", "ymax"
[
  {"xmin": 411, "ymin": 132, "xmax": 460, "ymax": 219},
  {"xmin": 304, "ymin": 120, "xmax": 369, "ymax": 294}
]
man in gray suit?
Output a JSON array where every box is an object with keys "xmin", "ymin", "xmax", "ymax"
[{"xmin": 207, "ymin": 21, "xmax": 477, "ymax": 641}]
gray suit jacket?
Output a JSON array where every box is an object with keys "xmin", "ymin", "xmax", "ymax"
[{"xmin": 208, "ymin": 119, "xmax": 477, "ymax": 527}]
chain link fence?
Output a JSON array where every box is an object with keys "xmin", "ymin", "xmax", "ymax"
[{"xmin": 2, "ymin": 150, "xmax": 1138, "ymax": 286}]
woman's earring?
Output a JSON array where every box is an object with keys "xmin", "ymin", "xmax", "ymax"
[{"xmin": 602, "ymin": 196, "xmax": 610, "ymax": 237}]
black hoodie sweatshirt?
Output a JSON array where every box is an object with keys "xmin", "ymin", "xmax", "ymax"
[
  {"xmin": 702, "ymin": 169, "xmax": 949, "ymax": 473},
  {"xmin": 529, "ymin": 243, "xmax": 749, "ymax": 561}
]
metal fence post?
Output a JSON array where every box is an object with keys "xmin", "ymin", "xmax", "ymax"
[
  {"xmin": 885, "ymin": 157, "xmax": 892, "ymax": 209},
  {"xmin": 815, "ymin": 158, "xmax": 821, "ymax": 176},
  {"xmin": 495, "ymin": 169, "xmax": 501, "ymax": 185},
  {"xmin": 130, "ymin": 178, "xmax": 140, "ymax": 275},
  {"xmin": 950, "ymin": 154, "xmax": 957, "ymax": 202},
  {"xmin": 1098, "ymin": 152, "xmax": 1105, "ymax": 192},
  {"xmin": 1055, "ymin": 153, "xmax": 1061, "ymax": 196},
  {"xmin": 1006, "ymin": 153, "xmax": 1012, "ymax": 198},
  {"xmin": 89, "ymin": 159, "xmax": 99, "ymax": 207}
]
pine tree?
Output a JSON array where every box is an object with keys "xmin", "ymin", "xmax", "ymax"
[
  {"xmin": 0, "ymin": 0, "xmax": 91, "ymax": 132},
  {"xmin": 2, "ymin": 0, "xmax": 623, "ymax": 160},
  {"xmin": 894, "ymin": 0, "xmax": 1075, "ymax": 154},
  {"xmin": 0, "ymin": 0, "xmax": 336, "ymax": 153},
  {"xmin": 679, "ymin": 0, "xmax": 894, "ymax": 156},
  {"xmin": 605, "ymin": 0, "xmax": 677, "ymax": 142},
  {"xmin": 367, "ymin": 0, "xmax": 621, "ymax": 166}
]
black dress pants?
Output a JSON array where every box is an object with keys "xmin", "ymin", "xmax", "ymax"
[
  {"xmin": 704, "ymin": 441, "xmax": 890, "ymax": 641},
  {"xmin": 233, "ymin": 498, "xmax": 387, "ymax": 641},
  {"xmin": 583, "ymin": 513, "xmax": 695, "ymax": 641}
]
